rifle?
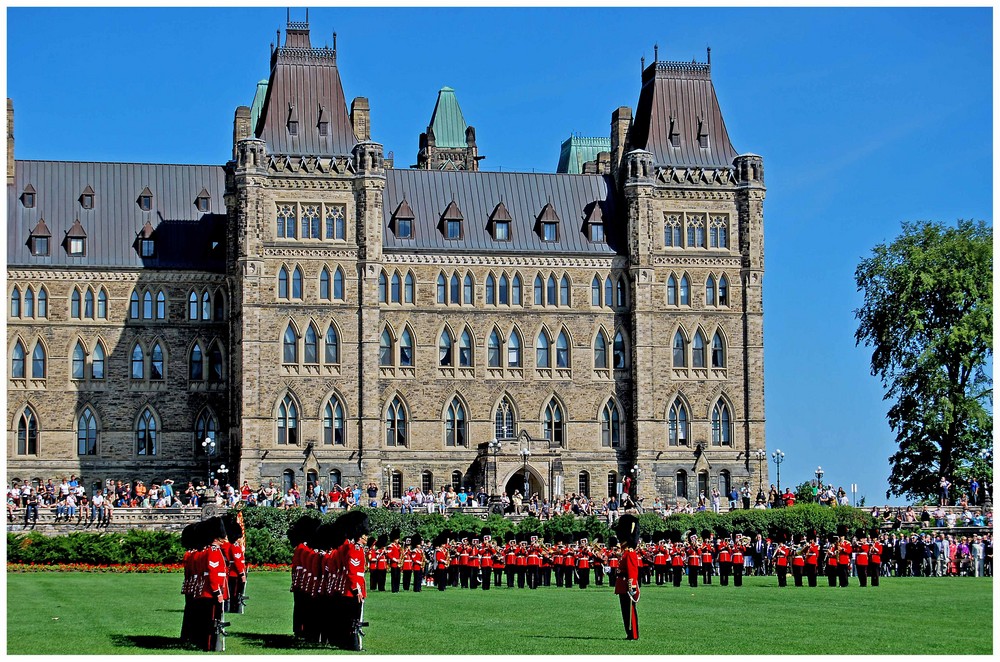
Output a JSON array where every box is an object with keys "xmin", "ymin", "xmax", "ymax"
[
  {"xmin": 351, "ymin": 600, "xmax": 370, "ymax": 651},
  {"xmin": 212, "ymin": 617, "xmax": 232, "ymax": 652}
]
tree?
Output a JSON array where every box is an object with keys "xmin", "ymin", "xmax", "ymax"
[
  {"xmin": 793, "ymin": 480, "xmax": 817, "ymax": 505},
  {"xmin": 855, "ymin": 219, "xmax": 992, "ymax": 501}
]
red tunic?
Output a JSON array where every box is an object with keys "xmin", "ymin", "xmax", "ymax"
[
  {"xmin": 201, "ymin": 544, "xmax": 229, "ymax": 600},
  {"xmin": 614, "ymin": 549, "xmax": 639, "ymax": 594},
  {"xmin": 838, "ymin": 541, "xmax": 852, "ymax": 566},
  {"xmin": 345, "ymin": 543, "xmax": 367, "ymax": 599}
]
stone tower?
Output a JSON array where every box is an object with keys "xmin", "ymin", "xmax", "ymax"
[{"xmin": 414, "ymin": 87, "xmax": 484, "ymax": 171}]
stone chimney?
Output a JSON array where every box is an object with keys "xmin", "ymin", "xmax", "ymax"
[
  {"xmin": 610, "ymin": 106, "xmax": 632, "ymax": 183},
  {"xmin": 232, "ymin": 106, "xmax": 251, "ymax": 161},
  {"xmin": 351, "ymin": 97, "xmax": 370, "ymax": 142}
]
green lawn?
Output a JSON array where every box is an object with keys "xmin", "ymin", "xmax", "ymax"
[{"xmin": 6, "ymin": 572, "xmax": 993, "ymax": 655}]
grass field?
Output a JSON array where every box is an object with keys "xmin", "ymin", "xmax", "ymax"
[{"xmin": 6, "ymin": 572, "xmax": 993, "ymax": 655}]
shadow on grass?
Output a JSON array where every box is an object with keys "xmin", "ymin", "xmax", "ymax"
[
  {"xmin": 109, "ymin": 634, "xmax": 192, "ymax": 650},
  {"xmin": 527, "ymin": 635, "xmax": 614, "ymax": 641},
  {"xmin": 234, "ymin": 632, "xmax": 329, "ymax": 650}
]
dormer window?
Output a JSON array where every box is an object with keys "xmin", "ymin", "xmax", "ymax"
[
  {"xmin": 488, "ymin": 201, "xmax": 512, "ymax": 242},
  {"xmin": 137, "ymin": 187, "xmax": 153, "ymax": 212},
  {"xmin": 195, "ymin": 189, "xmax": 211, "ymax": 212},
  {"xmin": 79, "ymin": 186, "xmax": 95, "ymax": 209},
  {"xmin": 536, "ymin": 202, "xmax": 560, "ymax": 243},
  {"xmin": 141, "ymin": 239, "xmax": 155, "ymax": 257},
  {"xmin": 28, "ymin": 219, "xmax": 52, "ymax": 256},
  {"xmin": 440, "ymin": 201, "xmax": 465, "ymax": 240},
  {"xmin": 287, "ymin": 103, "xmax": 298, "ymax": 135},
  {"xmin": 65, "ymin": 219, "xmax": 88, "ymax": 257},
  {"xmin": 136, "ymin": 220, "xmax": 156, "ymax": 258},
  {"xmin": 669, "ymin": 115, "xmax": 680, "ymax": 148},
  {"xmin": 391, "ymin": 199, "xmax": 415, "ymax": 239},
  {"xmin": 589, "ymin": 223, "xmax": 605, "ymax": 242},
  {"xmin": 583, "ymin": 201, "xmax": 606, "ymax": 243},
  {"xmin": 20, "ymin": 184, "xmax": 36, "ymax": 208},
  {"xmin": 318, "ymin": 121, "xmax": 328, "ymax": 136},
  {"xmin": 697, "ymin": 116, "xmax": 709, "ymax": 149},
  {"xmin": 318, "ymin": 104, "xmax": 329, "ymax": 136}
]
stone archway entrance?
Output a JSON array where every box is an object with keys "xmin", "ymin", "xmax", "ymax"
[{"xmin": 503, "ymin": 464, "xmax": 544, "ymax": 500}]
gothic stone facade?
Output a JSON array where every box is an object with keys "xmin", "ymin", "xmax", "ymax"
[{"xmin": 7, "ymin": 20, "xmax": 767, "ymax": 504}]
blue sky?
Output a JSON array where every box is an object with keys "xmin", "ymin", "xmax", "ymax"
[{"xmin": 6, "ymin": 7, "xmax": 993, "ymax": 505}]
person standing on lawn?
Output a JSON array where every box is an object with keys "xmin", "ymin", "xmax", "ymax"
[{"xmin": 614, "ymin": 514, "xmax": 641, "ymax": 641}]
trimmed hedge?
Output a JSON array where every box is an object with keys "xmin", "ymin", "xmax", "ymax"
[{"xmin": 8, "ymin": 504, "xmax": 873, "ymax": 566}]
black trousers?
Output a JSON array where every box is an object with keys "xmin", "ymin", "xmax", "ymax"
[
  {"xmin": 527, "ymin": 566, "xmax": 539, "ymax": 589},
  {"xmin": 608, "ymin": 568, "xmax": 618, "ymax": 587},
  {"xmin": 702, "ymin": 563, "xmax": 713, "ymax": 584},
  {"xmin": 391, "ymin": 567, "xmax": 401, "ymax": 592},
  {"xmin": 776, "ymin": 564, "xmax": 787, "ymax": 587},
  {"xmin": 542, "ymin": 567, "xmax": 551, "ymax": 586},
  {"xmin": 593, "ymin": 564, "xmax": 604, "ymax": 586},
  {"xmin": 806, "ymin": 563, "xmax": 818, "ymax": 587},
  {"xmin": 402, "ymin": 570, "xmax": 412, "ymax": 591},
  {"xmin": 506, "ymin": 567, "xmax": 515, "ymax": 587},
  {"xmin": 564, "ymin": 566, "xmax": 575, "ymax": 587},
  {"xmin": 413, "ymin": 569, "xmax": 423, "ymax": 592},
  {"xmin": 826, "ymin": 565, "xmax": 838, "ymax": 586},
  {"xmin": 459, "ymin": 565, "xmax": 470, "ymax": 588},
  {"xmin": 733, "ymin": 564, "xmax": 743, "ymax": 587},
  {"xmin": 517, "ymin": 566, "xmax": 526, "ymax": 588},
  {"xmin": 619, "ymin": 593, "xmax": 639, "ymax": 640},
  {"xmin": 673, "ymin": 566, "xmax": 683, "ymax": 587},
  {"xmin": 481, "ymin": 567, "xmax": 491, "ymax": 590},
  {"xmin": 577, "ymin": 567, "xmax": 590, "ymax": 589},
  {"xmin": 857, "ymin": 564, "xmax": 868, "ymax": 587},
  {"xmin": 870, "ymin": 564, "xmax": 880, "ymax": 586},
  {"xmin": 655, "ymin": 566, "xmax": 667, "ymax": 585},
  {"xmin": 435, "ymin": 567, "xmax": 447, "ymax": 591},
  {"xmin": 494, "ymin": 567, "xmax": 503, "ymax": 586},
  {"xmin": 838, "ymin": 564, "xmax": 849, "ymax": 587},
  {"xmin": 792, "ymin": 564, "xmax": 803, "ymax": 587},
  {"xmin": 688, "ymin": 566, "xmax": 699, "ymax": 587},
  {"xmin": 719, "ymin": 562, "xmax": 731, "ymax": 586},
  {"xmin": 470, "ymin": 567, "xmax": 480, "ymax": 589}
]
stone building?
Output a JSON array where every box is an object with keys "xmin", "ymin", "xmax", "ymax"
[{"xmin": 7, "ymin": 18, "xmax": 766, "ymax": 504}]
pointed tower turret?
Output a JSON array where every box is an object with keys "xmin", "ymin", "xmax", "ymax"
[{"xmin": 415, "ymin": 87, "xmax": 484, "ymax": 171}]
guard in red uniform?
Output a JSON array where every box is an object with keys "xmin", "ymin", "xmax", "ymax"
[
  {"xmin": 434, "ymin": 533, "xmax": 450, "ymax": 591},
  {"xmin": 527, "ymin": 536, "xmax": 542, "ymax": 589},
  {"xmin": 614, "ymin": 514, "xmax": 641, "ymax": 641},
  {"xmin": 491, "ymin": 534, "xmax": 505, "ymax": 587},
  {"xmin": 198, "ymin": 517, "xmax": 230, "ymax": 652},
  {"xmin": 825, "ymin": 538, "xmax": 839, "ymax": 587},
  {"xmin": 608, "ymin": 536, "xmax": 620, "ymax": 587},
  {"xmin": 838, "ymin": 535, "xmax": 853, "ymax": 587},
  {"xmin": 653, "ymin": 539, "xmax": 668, "ymax": 585},
  {"xmin": 576, "ymin": 536, "xmax": 592, "ymax": 589},
  {"xmin": 504, "ymin": 532, "xmax": 517, "ymax": 587},
  {"xmin": 515, "ymin": 536, "xmax": 529, "ymax": 588},
  {"xmin": 791, "ymin": 537, "xmax": 806, "ymax": 587},
  {"xmin": 479, "ymin": 530, "xmax": 493, "ymax": 590},
  {"xmin": 410, "ymin": 533, "xmax": 425, "ymax": 592},
  {"xmin": 869, "ymin": 533, "xmax": 882, "ymax": 587},
  {"xmin": 553, "ymin": 536, "xmax": 566, "ymax": 587},
  {"xmin": 540, "ymin": 533, "xmax": 553, "ymax": 586},
  {"xmin": 670, "ymin": 541, "xmax": 685, "ymax": 587},
  {"xmin": 223, "ymin": 514, "xmax": 247, "ymax": 613},
  {"xmin": 701, "ymin": 540, "xmax": 715, "ymax": 584},
  {"xmin": 731, "ymin": 539, "xmax": 745, "ymax": 587},
  {"xmin": 805, "ymin": 537, "xmax": 820, "ymax": 587},
  {"xmin": 774, "ymin": 537, "xmax": 789, "ymax": 587},
  {"xmin": 289, "ymin": 516, "xmax": 320, "ymax": 640},
  {"xmin": 388, "ymin": 528, "xmax": 403, "ymax": 593},
  {"xmin": 687, "ymin": 538, "xmax": 701, "ymax": 587},
  {"xmin": 338, "ymin": 511, "xmax": 371, "ymax": 651},
  {"xmin": 401, "ymin": 536, "xmax": 414, "ymax": 591},
  {"xmin": 717, "ymin": 539, "xmax": 732, "ymax": 586},
  {"xmin": 855, "ymin": 534, "xmax": 870, "ymax": 587},
  {"xmin": 180, "ymin": 523, "xmax": 201, "ymax": 646}
]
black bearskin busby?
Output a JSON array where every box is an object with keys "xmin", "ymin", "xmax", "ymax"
[
  {"xmin": 288, "ymin": 515, "xmax": 320, "ymax": 547},
  {"xmin": 181, "ymin": 523, "xmax": 200, "ymax": 550},
  {"xmin": 615, "ymin": 514, "xmax": 641, "ymax": 549},
  {"xmin": 338, "ymin": 510, "xmax": 371, "ymax": 541}
]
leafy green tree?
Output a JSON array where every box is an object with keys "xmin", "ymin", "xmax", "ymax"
[
  {"xmin": 793, "ymin": 480, "xmax": 817, "ymax": 505},
  {"xmin": 855, "ymin": 219, "xmax": 992, "ymax": 501}
]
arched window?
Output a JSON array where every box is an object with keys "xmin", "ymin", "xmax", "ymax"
[
  {"xmin": 698, "ymin": 471, "xmax": 710, "ymax": 499},
  {"xmin": 150, "ymin": 342, "xmax": 164, "ymax": 380},
  {"xmin": 379, "ymin": 271, "xmax": 388, "ymax": 303},
  {"xmin": 512, "ymin": 274, "xmax": 522, "ymax": 305},
  {"xmin": 92, "ymin": 342, "xmax": 105, "ymax": 380},
  {"xmin": 208, "ymin": 341, "xmax": 224, "ymax": 383},
  {"xmin": 324, "ymin": 398, "xmax": 345, "ymax": 445},
  {"xmin": 304, "ymin": 324, "xmax": 319, "ymax": 364},
  {"xmin": 536, "ymin": 330, "xmax": 550, "ymax": 368},
  {"xmin": 607, "ymin": 471, "xmax": 619, "ymax": 498},
  {"xmin": 24, "ymin": 287, "xmax": 34, "ymax": 318},
  {"xmin": 459, "ymin": 328, "xmax": 473, "ymax": 367},
  {"xmin": 37, "ymin": 288, "xmax": 48, "ymax": 318},
  {"xmin": 283, "ymin": 324, "xmax": 298, "ymax": 364},
  {"xmin": 72, "ymin": 341, "xmax": 86, "ymax": 380},
  {"xmin": 142, "ymin": 291, "xmax": 153, "ymax": 319},
  {"xmin": 70, "ymin": 288, "xmax": 81, "ymax": 318},
  {"xmin": 437, "ymin": 273, "xmax": 447, "ymax": 304},
  {"xmin": 278, "ymin": 394, "xmax": 298, "ymax": 445},
  {"xmin": 450, "ymin": 274, "xmax": 461, "ymax": 304},
  {"xmin": 32, "ymin": 341, "xmax": 47, "ymax": 379},
  {"xmin": 451, "ymin": 471, "xmax": 463, "ymax": 492},
  {"xmin": 486, "ymin": 274, "xmax": 496, "ymax": 304},
  {"xmin": 543, "ymin": 399, "xmax": 564, "ymax": 447},
  {"xmin": 616, "ymin": 276, "xmax": 627, "ymax": 308},
  {"xmin": 692, "ymin": 330, "xmax": 707, "ymax": 368},
  {"xmin": 559, "ymin": 275, "xmax": 570, "ymax": 306},
  {"xmin": 379, "ymin": 328, "xmax": 393, "ymax": 366},
  {"xmin": 195, "ymin": 409, "xmax": 218, "ymax": 451},
  {"xmin": 680, "ymin": 275, "xmax": 690, "ymax": 305},
  {"xmin": 17, "ymin": 407, "xmax": 38, "ymax": 455},
  {"xmin": 488, "ymin": 329, "xmax": 502, "ymax": 367},
  {"xmin": 10, "ymin": 287, "xmax": 21, "ymax": 318},
  {"xmin": 11, "ymin": 339, "xmax": 26, "ymax": 378},
  {"xmin": 706, "ymin": 275, "xmax": 716, "ymax": 306},
  {"xmin": 325, "ymin": 324, "xmax": 339, "ymax": 364},
  {"xmin": 507, "ymin": 329, "xmax": 522, "ymax": 367},
  {"xmin": 399, "ymin": 327, "xmax": 414, "ymax": 367},
  {"xmin": 330, "ymin": 469, "xmax": 343, "ymax": 488},
  {"xmin": 421, "ymin": 471, "xmax": 434, "ymax": 493},
  {"xmin": 613, "ymin": 330, "xmax": 627, "ymax": 369},
  {"xmin": 402, "ymin": 271, "xmax": 414, "ymax": 303},
  {"xmin": 136, "ymin": 408, "xmax": 157, "ymax": 456},
  {"xmin": 291, "ymin": 267, "xmax": 303, "ymax": 299},
  {"xmin": 391, "ymin": 272, "xmax": 402, "ymax": 303},
  {"xmin": 499, "ymin": 274, "xmax": 510, "ymax": 305},
  {"xmin": 673, "ymin": 331, "xmax": 687, "ymax": 367},
  {"xmin": 335, "ymin": 267, "xmax": 347, "ymax": 301},
  {"xmin": 533, "ymin": 275, "xmax": 544, "ymax": 305},
  {"xmin": 129, "ymin": 290, "xmax": 140, "ymax": 319},
  {"xmin": 675, "ymin": 470, "xmax": 688, "ymax": 499},
  {"xmin": 712, "ymin": 331, "xmax": 726, "ymax": 368},
  {"xmin": 97, "ymin": 288, "xmax": 108, "ymax": 319},
  {"xmin": 556, "ymin": 330, "xmax": 570, "ymax": 369},
  {"xmin": 668, "ymin": 399, "xmax": 689, "ymax": 446},
  {"xmin": 463, "ymin": 274, "xmax": 474, "ymax": 304},
  {"xmin": 278, "ymin": 267, "xmax": 289, "ymax": 299},
  {"xmin": 591, "ymin": 276, "xmax": 601, "ymax": 306},
  {"xmin": 719, "ymin": 470, "xmax": 732, "ymax": 497},
  {"xmin": 718, "ymin": 275, "xmax": 729, "ymax": 306},
  {"xmin": 602, "ymin": 399, "xmax": 622, "ymax": 448},
  {"xmin": 213, "ymin": 290, "xmax": 225, "ymax": 321},
  {"xmin": 78, "ymin": 407, "xmax": 98, "ymax": 456},
  {"xmin": 712, "ymin": 401, "xmax": 732, "ymax": 446},
  {"xmin": 282, "ymin": 469, "xmax": 295, "ymax": 495},
  {"xmin": 190, "ymin": 344, "xmax": 204, "ymax": 380},
  {"xmin": 439, "ymin": 329, "xmax": 454, "ymax": 367},
  {"xmin": 495, "ymin": 398, "xmax": 516, "ymax": 440},
  {"xmin": 188, "ymin": 291, "xmax": 199, "ymax": 319},
  {"xmin": 579, "ymin": 471, "xmax": 591, "ymax": 498},
  {"xmin": 604, "ymin": 276, "xmax": 614, "ymax": 308},
  {"xmin": 385, "ymin": 397, "xmax": 407, "ymax": 446},
  {"xmin": 546, "ymin": 275, "xmax": 557, "ymax": 306},
  {"xmin": 131, "ymin": 343, "xmax": 144, "ymax": 379},
  {"xmin": 588, "ymin": 331, "xmax": 607, "ymax": 371},
  {"xmin": 446, "ymin": 397, "xmax": 466, "ymax": 446},
  {"xmin": 200, "ymin": 290, "xmax": 210, "ymax": 320},
  {"xmin": 320, "ymin": 267, "xmax": 331, "ymax": 300},
  {"xmin": 666, "ymin": 275, "xmax": 677, "ymax": 306}
]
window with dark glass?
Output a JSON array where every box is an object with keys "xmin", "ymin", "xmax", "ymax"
[
  {"xmin": 136, "ymin": 408, "xmax": 157, "ymax": 455},
  {"xmin": 78, "ymin": 408, "xmax": 98, "ymax": 456}
]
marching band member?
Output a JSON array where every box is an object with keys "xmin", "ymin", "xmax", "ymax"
[{"xmin": 614, "ymin": 515, "xmax": 641, "ymax": 641}]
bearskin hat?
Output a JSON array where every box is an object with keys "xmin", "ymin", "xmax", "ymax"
[
  {"xmin": 481, "ymin": 527, "xmax": 492, "ymax": 541},
  {"xmin": 288, "ymin": 515, "xmax": 320, "ymax": 547},
  {"xmin": 204, "ymin": 516, "xmax": 228, "ymax": 543},
  {"xmin": 181, "ymin": 523, "xmax": 200, "ymax": 550},
  {"xmin": 222, "ymin": 513, "xmax": 243, "ymax": 543},
  {"xmin": 608, "ymin": 535, "xmax": 619, "ymax": 548},
  {"xmin": 390, "ymin": 527, "xmax": 401, "ymax": 541},
  {"xmin": 615, "ymin": 514, "xmax": 641, "ymax": 549},
  {"xmin": 338, "ymin": 510, "xmax": 371, "ymax": 541},
  {"xmin": 310, "ymin": 521, "xmax": 340, "ymax": 551},
  {"xmin": 375, "ymin": 533, "xmax": 388, "ymax": 548},
  {"xmin": 504, "ymin": 531, "xmax": 516, "ymax": 543},
  {"xmin": 410, "ymin": 532, "xmax": 423, "ymax": 548}
]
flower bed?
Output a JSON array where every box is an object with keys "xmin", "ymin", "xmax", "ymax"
[{"xmin": 6, "ymin": 562, "xmax": 291, "ymax": 573}]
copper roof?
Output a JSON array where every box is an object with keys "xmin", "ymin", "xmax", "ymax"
[
  {"xmin": 254, "ymin": 20, "xmax": 357, "ymax": 157},
  {"xmin": 630, "ymin": 58, "xmax": 739, "ymax": 168}
]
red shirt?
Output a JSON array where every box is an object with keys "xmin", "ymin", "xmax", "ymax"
[
  {"xmin": 202, "ymin": 544, "xmax": 229, "ymax": 599},
  {"xmin": 346, "ymin": 543, "xmax": 367, "ymax": 599},
  {"xmin": 614, "ymin": 549, "xmax": 639, "ymax": 594}
]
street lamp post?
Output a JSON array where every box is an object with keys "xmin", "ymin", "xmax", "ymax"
[
  {"xmin": 488, "ymin": 438, "xmax": 501, "ymax": 498},
  {"xmin": 815, "ymin": 466, "xmax": 824, "ymax": 503},
  {"xmin": 201, "ymin": 437, "xmax": 216, "ymax": 485},
  {"xmin": 520, "ymin": 447, "xmax": 531, "ymax": 498},
  {"xmin": 753, "ymin": 449, "xmax": 766, "ymax": 494},
  {"xmin": 631, "ymin": 464, "xmax": 641, "ymax": 502},
  {"xmin": 771, "ymin": 449, "xmax": 785, "ymax": 495}
]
